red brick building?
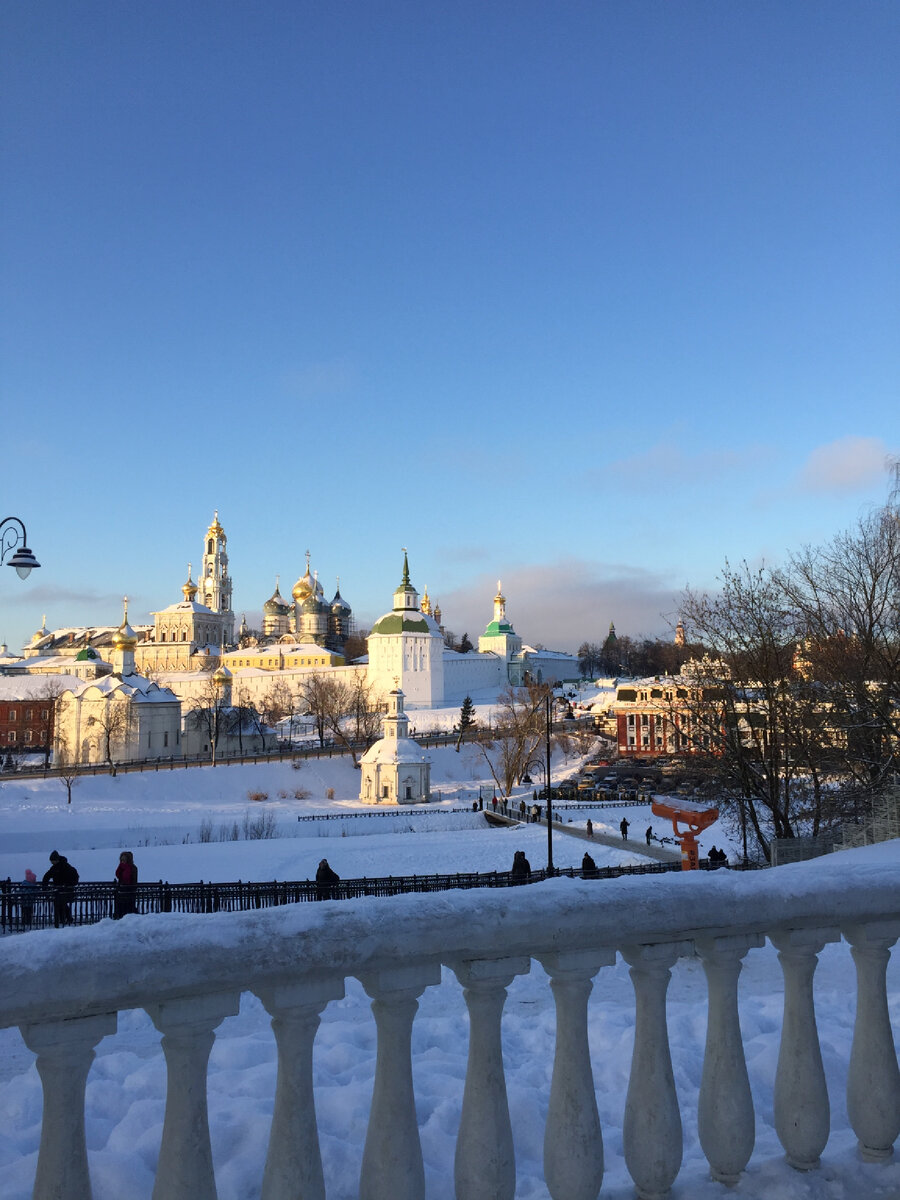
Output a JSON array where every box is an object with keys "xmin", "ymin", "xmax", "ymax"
[{"xmin": 0, "ymin": 677, "xmax": 74, "ymax": 756}]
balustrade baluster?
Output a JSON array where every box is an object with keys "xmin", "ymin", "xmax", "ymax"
[
  {"xmin": 844, "ymin": 920, "xmax": 900, "ymax": 1161},
  {"xmin": 449, "ymin": 955, "xmax": 530, "ymax": 1200},
  {"xmin": 357, "ymin": 963, "xmax": 441, "ymax": 1200},
  {"xmin": 622, "ymin": 941, "xmax": 690, "ymax": 1200},
  {"xmin": 255, "ymin": 976, "xmax": 345, "ymax": 1200},
  {"xmin": 146, "ymin": 991, "xmax": 241, "ymax": 1200},
  {"xmin": 20, "ymin": 1011, "xmax": 117, "ymax": 1200},
  {"xmin": 539, "ymin": 949, "xmax": 615, "ymax": 1200},
  {"xmin": 695, "ymin": 933, "xmax": 763, "ymax": 1184},
  {"xmin": 770, "ymin": 926, "xmax": 839, "ymax": 1170}
]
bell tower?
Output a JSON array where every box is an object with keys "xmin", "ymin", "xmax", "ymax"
[{"xmin": 200, "ymin": 511, "xmax": 235, "ymax": 646}]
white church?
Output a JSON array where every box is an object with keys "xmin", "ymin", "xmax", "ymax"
[{"xmin": 365, "ymin": 552, "xmax": 578, "ymax": 708}]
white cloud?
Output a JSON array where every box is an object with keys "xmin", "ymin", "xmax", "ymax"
[
  {"xmin": 430, "ymin": 559, "xmax": 682, "ymax": 654},
  {"xmin": 798, "ymin": 436, "xmax": 891, "ymax": 494}
]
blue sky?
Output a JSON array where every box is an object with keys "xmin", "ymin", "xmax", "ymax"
[{"xmin": 1, "ymin": 1, "xmax": 897, "ymax": 654}]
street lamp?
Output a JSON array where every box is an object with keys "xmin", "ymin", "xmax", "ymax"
[
  {"xmin": 520, "ymin": 688, "xmax": 556, "ymax": 873},
  {"xmin": 544, "ymin": 687, "xmax": 554, "ymax": 874},
  {"xmin": 0, "ymin": 517, "xmax": 40, "ymax": 579}
]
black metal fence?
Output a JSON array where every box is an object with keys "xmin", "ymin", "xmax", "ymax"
[{"xmin": 1, "ymin": 859, "xmax": 707, "ymax": 934}]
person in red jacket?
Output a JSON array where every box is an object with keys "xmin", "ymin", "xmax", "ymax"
[{"xmin": 114, "ymin": 850, "xmax": 138, "ymax": 919}]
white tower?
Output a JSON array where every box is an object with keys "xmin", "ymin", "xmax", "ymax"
[
  {"xmin": 366, "ymin": 551, "xmax": 445, "ymax": 707},
  {"xmin": 200, "ymin": 511, "xmax": 234, "ymax": 646},
  {"xmin": 359, "ymin": 685, "xmax": 431, "ymax": 804}
]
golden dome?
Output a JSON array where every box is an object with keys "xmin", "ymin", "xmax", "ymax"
[
  {"xmin": 114, "ymin": 597, "xmax": 138, "ymax": 649},
  {"xmin": 182, "ymin": 563, "xmax": 198, "ymax": 602},
  {"xmin": 207, "ymin": 510, "xmax": 226, "ymax": 544},
  {"xmin": 421, "ymin": 586, "xmax": 431, "ymax": 615},
  {"xmin": 292, "ymin": 550, "xmax": 315, "ymax": 602}
]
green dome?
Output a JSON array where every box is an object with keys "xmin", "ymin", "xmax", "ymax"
[{"xmin": 370, "ymin": 613, "xmax": 430, "ymax": 635}]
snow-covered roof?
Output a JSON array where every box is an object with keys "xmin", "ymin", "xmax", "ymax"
[
  {"xmin": 222, "ymin": 642, "xmax": 340, "ymax": 659},
  {"xmin": 0, "ymin": 674, "xmax": 82, "ymax": 699},
  {"xmin": 519, "ymin": 646, "xmax": 579, "ymax": 660},
  {"xmin": 152, "ymin": 600, "xmax": 217, "ymax": 616},
  {"xmin": 360, "ymin": 736, "xmax": 429, "ymax": 765},
  {"xmin": 71, "ymin": 674, "xmax": 178, "ymax": 703}
]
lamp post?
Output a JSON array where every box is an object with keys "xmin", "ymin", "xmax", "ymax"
[
  {"xmin": 520, "ymin": 689, "xmax": 555, "ymax": 873},
  {"xmin": 544, "ymin": 688, "xmax": 554, "ymax": 874},
  {"xmin": 0, "ymin": 517, "xmax": 40, "ymax": 579}
]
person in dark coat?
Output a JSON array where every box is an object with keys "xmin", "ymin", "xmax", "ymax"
[
  {"xmin": 586, "ymin": 818, "xmax": 593, "ymax": 839},
  {"xmin": 114, "ymin": 850, "xmax": 138, "ymax": 918},
  {"xmin": 510, "ymin": 850, "xmax": 531, "ymax": 883},
  {"xmin": 581, "ymin": 852, "xmax": 598, "ymax": 879},
  {"xmin": 315, "ymin": 858, "xmax": 340, "ymax": 900},
  {"xmin": 620, "ymin": 817, "xmax": 630, "ymax": 841},
  {"xmin": 645, "ymin": 825, "xmax": 653, "ymax": 846},
  {"xmin": 42, "ymin": 850, "xmax": 79, "ymax": 927}
]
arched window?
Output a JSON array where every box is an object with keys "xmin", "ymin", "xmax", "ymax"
[{"xmin": 208, "ymin": 538, "xmax": 213, "ymax": 554}]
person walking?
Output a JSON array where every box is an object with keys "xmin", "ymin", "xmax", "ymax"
[
  {"xmin": 620, "ymin": 817, "xmax": 630, "ymax": 842},
  {"xmin": 581, "ymin": 852, "xmax": 598, "ymax": 879},
  {"xmin": 645, "ymin": 825, "xmax": 653, "ymax": 846},
  {"xmin": 315, "ymin": 858, "xmax": 340, "ymax": 900},
  {"xmin": 586, "ymin": 818, "xmax": 593, "ymax": 839},
  {"xmin": 114, "ymin": 850, "xmax": 138, "ymax": 919},
  {"xmin": 510, "ymin": 850, "xmax": 531, "ymax": 883},
  {"xmin": 42, "ymin": 850, "xmax": 79, "ymax": 928}
]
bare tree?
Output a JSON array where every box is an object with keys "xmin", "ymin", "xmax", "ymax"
[
  {"xmin": 185, "ymin": 675, "xmax": 230, "ymax": 764},
  {"xmin": 29, "ymin": 677, "xmax": 65, "ymax": 769},
  {"xmin": 678, "ymin": 562, "xmax": 831, "ymax": 861},
  {"xmin": 53, "ymin": 729, "xmax": 80, "ymax": 804},
  {"xmin": 478, "ymin": 684, "xmax": 549, "ymax": 798},
  {"xmin": 784, "ymin": 500, "xmax": 900, "ymax": 790},
  {"xmin": 298, "ymin": 673, "xmax": 338, "ymax": 749},
  {"xmin": 88, "ymin": 696, "xmax": 133, "ymax": 774},
  {"xmin": 299, "ymin": 672, "xmax": 383, "ymax": 766}
]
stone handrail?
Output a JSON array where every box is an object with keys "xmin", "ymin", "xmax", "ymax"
[{"xmin": 2, "ymin": 856, "xmax": 899, "ymax": 1199}]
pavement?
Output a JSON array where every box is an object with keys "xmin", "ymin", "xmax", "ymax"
[{"xmin": 482, "ymin": 809, "xmax": 682, "ymax": 864}]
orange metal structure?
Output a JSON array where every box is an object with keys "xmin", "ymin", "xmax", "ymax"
[{"xmin": 651, "ymin": 800, "xmax": 719, "ymax": 871}]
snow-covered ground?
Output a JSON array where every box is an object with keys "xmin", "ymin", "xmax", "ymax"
[{"xmin": 1, "ymin": 744, "xmax": 898, "ymax": 1199}]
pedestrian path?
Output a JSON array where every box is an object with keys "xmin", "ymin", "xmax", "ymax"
[{"xmin": 484, "ymin": 809, "xmax": 682, "ymax": 864}]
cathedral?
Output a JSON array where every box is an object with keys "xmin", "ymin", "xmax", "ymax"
[{"xmin": 253, "ymin": 551, "xmax": 352, "ymax": 653}]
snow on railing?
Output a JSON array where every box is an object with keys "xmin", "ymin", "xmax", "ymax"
[{"xmin": 1, "ymin": 859, "xmax": 899, "ymax": 1200}]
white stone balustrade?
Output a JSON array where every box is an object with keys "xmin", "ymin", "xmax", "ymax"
[
  {"xmin": 450, "ymin": 955, "xmax": 530, "ymax": 1200},
  {"xmin": 2, "ymin": 858, "xmax": 900, "ymax": 1200}
]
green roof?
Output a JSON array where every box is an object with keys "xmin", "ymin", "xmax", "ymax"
[
  {"xmin": 370, "ymin": 614, "xmax": 430, "ymax": 635},
  {"xmin": 483, "ymin": 620, "xmax": 514, "ymax": 637}
]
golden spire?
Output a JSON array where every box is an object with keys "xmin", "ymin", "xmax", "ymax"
[{"xmin": 421, "ymin": 585, "xmax": 431, "ymax": 615}]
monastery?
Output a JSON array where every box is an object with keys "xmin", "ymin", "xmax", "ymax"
[{"xmin": 4, "ymin": 515, "xmax": 579, "ymax": 728}]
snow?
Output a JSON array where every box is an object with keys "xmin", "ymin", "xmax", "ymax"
[{"xmin": 0, "ymin": 745, "xmax": 898, "ymax": 1198}]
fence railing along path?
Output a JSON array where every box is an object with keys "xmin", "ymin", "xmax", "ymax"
[
  {"xmin": 2, "ymin": 854, "xmax": 898, "ymax": 1199},
  {"xmin": 1, "ymin": 858, "xmax": 704, "ymax": 934}
]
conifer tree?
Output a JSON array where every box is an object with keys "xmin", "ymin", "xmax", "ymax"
[{"xmin": 456, "ymin": 695, "xmax": 476, "ymax": 751}]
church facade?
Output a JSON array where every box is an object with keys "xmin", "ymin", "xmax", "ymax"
[{"xmin": 366, "ymin": 555, "xmax": 579, "ymax": 708}]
